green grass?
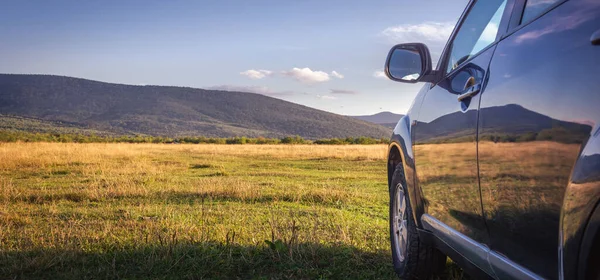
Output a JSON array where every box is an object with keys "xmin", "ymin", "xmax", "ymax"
[{"xmin": 0, "ymin": 143, "xmax": 467, "ymax": 279}]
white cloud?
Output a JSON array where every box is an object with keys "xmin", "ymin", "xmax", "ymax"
[
  {"xmin": 240, "ymin": 69, "xmax": 273, "ymax": 79},
  {"xmin": 281, "ymin": 67, "xmax": 331, "ymax": 84},
  {"xmin": 514, "ymin": 4, "xmax": 599, "ymax": 44},
  {"xmin": 402, "ymin": 73, "xmax": 420, "ymax": 81},
  {"xmin": 208, "ymin": 85, "xmax": 293, "ymax": 97},
  {"xmin": 527, "ymin": 0, "xmax": 558, "ymax": 6},
  {"xmin": 240, "ymin": 68, "xmax": 343, "ymax": 83},
  {"xmin": 330, "ymin": 71, "xmax": 344, "ymax": 79},
  {"xmin": 381, "ymin": 22, "xmax": 455, "ymax": 44},
  {"xmin": 373, "ymin": 70, "xmax": 387, "ymax": 79},
  {"xmin": 380, "ymin": 21, "xmax": 458, "ymax": 65},
  {"xmin": 316, "ymin": 95, "xmax": 337, "ymax": 100},
  {"xmin": 480, "ymin": 22, "xmax": 499, "ymax": 45}
]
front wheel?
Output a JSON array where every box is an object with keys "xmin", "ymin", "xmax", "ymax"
[{"xmin": 390, "ymin": 163, "xmax": 446, "ymax": 279}]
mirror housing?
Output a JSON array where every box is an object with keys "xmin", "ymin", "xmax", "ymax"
[{"xmin": 385, "ymin": 43, "xmax": 438, "ymax": 83}]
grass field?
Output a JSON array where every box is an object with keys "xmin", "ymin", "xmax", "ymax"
[{"xmin": 0, "ymin": 143, "xmax": 467, "ymax": 279}]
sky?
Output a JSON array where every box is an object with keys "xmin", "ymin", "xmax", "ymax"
[{"xmin": 0, "ymin": 0, "xmax": 468, "ymax": 115}]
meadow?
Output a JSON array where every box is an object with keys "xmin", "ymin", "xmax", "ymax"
[{"xmin": 0, "ymin": 143, "xmax": 466, "ymax": 279}]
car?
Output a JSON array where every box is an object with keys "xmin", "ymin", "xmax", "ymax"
[{"xmin": 383, "ymin": 0, "xmax": 600, "ymax": 279}]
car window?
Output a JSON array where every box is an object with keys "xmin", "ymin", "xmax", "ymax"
[
  {"xmin": 445, "ymin": 0, "xmax": 507, "ymax": 74},
  {"xmin": 521, "ymin": 0, "xmax": 561, "ymax": 23}
]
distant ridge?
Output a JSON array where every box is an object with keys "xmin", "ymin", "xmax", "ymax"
[
  {"xmin": 415, "ymin": 104, "xmax": 592, "ymax": 144},
  {"xmin": 350, "ymin": 112, "xmax": 404, "ymax": 129},
  {"xmin": 0, "ymin": 74, "xmax": 390, "ymax": 138}
]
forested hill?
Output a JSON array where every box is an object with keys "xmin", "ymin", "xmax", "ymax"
[{"xmin": 0, "ymin": 74, "xmax": 390, "ymax": 138}]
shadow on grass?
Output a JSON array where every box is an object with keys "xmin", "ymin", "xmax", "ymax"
[
  {"xmin": 159, "ymin": 190, "xmax": 350, "ymax": 206},
  {"xmin": 1, "ymin": 242, "xmax": 396, "ymax": 279},
  {"xmin": 189, "ymin": 163, "xmax": 213, "ymax": 169},
  {"xmin": 10, "ymin": 190, "xmax": 353, "ymax": 207}
]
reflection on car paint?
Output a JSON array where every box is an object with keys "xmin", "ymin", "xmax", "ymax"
[
  {"xmin": 478, "ymin": 0, "xmax": 600, "ymax": 278},
  {"xmin": 414, "ymin": 47, "xmax": 496, "ymax": 246},
  {"xmin": 388, "ymin": 0, "xmax": 600, "ymax": 278}
]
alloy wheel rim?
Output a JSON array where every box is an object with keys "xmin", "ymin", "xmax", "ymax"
[{"xmin": 393, "ymin": 183, "xmax": 408, "ymax": 262}]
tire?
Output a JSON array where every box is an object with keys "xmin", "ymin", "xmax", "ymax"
[{"xmin": 390, "ymin": 163, "xmax": 446, "ymax": 279}]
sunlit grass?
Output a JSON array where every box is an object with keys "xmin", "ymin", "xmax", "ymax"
[{"xmin": 0, "ymin": 143, "xmax": 466, "ymax": 279}]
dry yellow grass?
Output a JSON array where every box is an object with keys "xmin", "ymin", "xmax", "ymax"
[
  {"xmin": 0, "ymin": 143, "xmax": 387, "ymax": 170},
  {"xmin": 0, "ymin": 143, "xmax": 398, "ymax": 279},
  {"xmin": 2, "ymin": 141, "xmax": 578, "ymax": 278},
  {"xmin": 0, "ymin": 143, "xmax": 388, "ymax": 204}
]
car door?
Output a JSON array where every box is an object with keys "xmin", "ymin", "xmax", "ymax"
[
  {"xmin": 477, "ymin": 0, "xmax": 600, "ymax": 279},
  {"xmin": 414, "ymin": 0, "xmax": 511, "ymax": 253}
]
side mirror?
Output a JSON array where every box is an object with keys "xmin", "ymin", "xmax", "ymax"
[{"xmin": 385, "ymin": 43, "xmax": 436, "ymax": 83}]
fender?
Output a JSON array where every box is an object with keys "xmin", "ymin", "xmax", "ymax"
[
  {"xmin": 388, "ymin": 116, "xmax": 419, "ymax": 227},
  {"xmin": 560, "ymin": 126, "xmax": 600, "ymax": 280},
  {"xmin": 387, "ymin": 85, "xmax": 430, "ymax": 228}
]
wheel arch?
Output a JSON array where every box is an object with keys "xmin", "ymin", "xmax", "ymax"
[
  {"xmin": 388, "ymin": 115, "xmax": 424, "ymax": 228},
  {"xmin": 387, "ymin": 143, "xmax": 402, "ymax": 189},
  {"xmin": 560, "ymin": 129, "xmax": 600, "ymax": 279}
]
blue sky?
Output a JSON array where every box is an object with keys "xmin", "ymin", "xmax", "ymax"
[{"xmin": 0, "ymin": 0, "xmax": 467, "ymax": 115}]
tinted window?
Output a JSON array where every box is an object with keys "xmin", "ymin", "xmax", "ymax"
[
  {"xmin": 521, "ymin": 0, "xmax": 561, "ymax": 23},
  {"xmin": 446, "ymin": 0, "xmax": 507, "ymax": 73}
]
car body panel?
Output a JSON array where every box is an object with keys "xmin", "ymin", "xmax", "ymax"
[
  {"xmin": 389, "ymin": 85, "xmax": 429, "ymax": 227},
  {"xmin": 563, "ymin": 132, "xmax": 600, "ymax": 279},
  {"xmin": 421, "ymin": 213, "xmax": 543, "ymax": 279},
  {"xmin": 386, "ymin": 0, "xmax": 600, "ymax": 278},
  {"xmin": 478, "ymin": 0, "xmax": 600, "ymax": 278},
  {"xmin": 413, "ymin": 44, "xmax": 494, "ymax": 247}
]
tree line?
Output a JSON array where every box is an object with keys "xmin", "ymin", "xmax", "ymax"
[{"xmin": 0, "ymin": 131, "xmax": 391, "ymax": 145}]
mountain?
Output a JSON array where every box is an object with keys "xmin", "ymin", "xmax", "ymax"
[
  {"xmin": 0, "ymin": 74, "xmax": 390, "ymax": 139},
  {"xmin": 415, "ymin": 104, "xmax": 592, "ymax": 144},
  {"xmin": 350, "ymin": 112, "xmax": 404, "ymax": 128},
  {"xmin": 0, "ymin": 114, "xmax": 115, "ymax": 135}
]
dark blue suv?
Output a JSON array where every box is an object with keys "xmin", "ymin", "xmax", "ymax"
[{"xmin": 384, "ymin": 0, "xmax": 600, "ymax": 279}]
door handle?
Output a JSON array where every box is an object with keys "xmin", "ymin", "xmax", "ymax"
[
  {"xmin": 592, "ymin": 29, "xmax": 600, "ymax": 45},
  {"xmin": 457, "ymin": 83, "xmax": 481, "ymax": 102}
]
